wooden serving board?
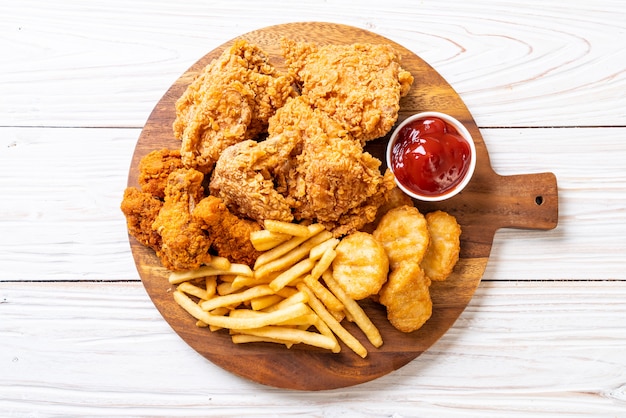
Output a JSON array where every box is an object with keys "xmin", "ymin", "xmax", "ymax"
[{"xmin": 127, "ymin": 22, "xmax": 558, "ymax": 390}]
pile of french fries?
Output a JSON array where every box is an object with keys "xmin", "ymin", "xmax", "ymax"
[{"xmin": 170, "ymin": 220, "xmax": 383, "ymax": 358}]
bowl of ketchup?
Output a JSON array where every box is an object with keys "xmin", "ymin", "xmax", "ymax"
[{"xmin": 387, "ymin": 111, "xmax": 476, "ymax": 202}]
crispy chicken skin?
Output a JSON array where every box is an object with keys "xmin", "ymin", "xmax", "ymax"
[
  {"xmin": 209, "ymin": 134, "xmax": 299, "ymax": 223},
  {"xmin": 120, "ymin": 187, "xmax": 163, "ymax": 252},
  {"xmin": 281, "ymin": 38, "xmax": 413, "ymax": 144},
  {"xmin": 174, "ymin": 40, "xmax": 296, "ymax": 174},
  {"xmin": 138, "ymin": 148, "xmax": 184, "ymax": 199},
  {"xmin": 152, "ymin": 168, "xmax": 212, "ymax": 271},
  {"xmin": 270, "ymin": 96, "xmax": 395, "ymax": 235},
  {"xmin": 192, "ymin": 196, "xmax": 263, "ymax": 266}
]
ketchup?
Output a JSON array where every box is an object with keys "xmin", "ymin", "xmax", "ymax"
[{"xmin": 390, "ymin": 117, "xmax": 471, "ymax": 197}]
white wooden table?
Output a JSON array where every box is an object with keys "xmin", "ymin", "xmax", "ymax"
[{"xmin": 2, "ymin": 1, "xmax": 625, "ymax": 416}]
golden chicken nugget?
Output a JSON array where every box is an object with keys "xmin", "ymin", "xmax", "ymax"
[
  {"xmin": 372, "ymin": 205, "xmax": 430, "ymax": 269},
  {"xmin": 421, "ymin": 211, "xmax": 462, "ymax": 281},
  {"xmin": 379, "ymin": 262, "xmax": 432, "ymax": 333},
  {"xmin": 331, "ymin": 232, "xmax": 389, "ymax": 300}
]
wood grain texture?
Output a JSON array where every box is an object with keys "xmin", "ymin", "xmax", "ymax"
[
  {"xmin": 2, "ymin": 126, "xmax": 623, "ymax": 282},
  {"xmin": 1, "ymin": 1, "xmax": 625, "ymax": 128},
  {"xmin": 127, "ymin": 22, "xmax": 556, "ymax": 390},
  {"xmin": 1, "ymin": 0, "xmax": 625, "ymax": 413},
  {"xmin": 2, "ymin": 281, "xmax": 625, "ymax": 416}
]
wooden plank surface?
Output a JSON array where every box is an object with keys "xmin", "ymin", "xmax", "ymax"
[
  {"xmin": 1, "ymin": 126, "xmax": 623, "ymax": 282},
  {"xmin": 1, "ymin": 1, "xmax": 624, "ymax": 128},
  {"xmin": 1, "ymin": 0, "xmax": 625, "ymax": 414},
  {"xmin": 1, "ymin": 281, "xmax": 625, "ymax": 416}
]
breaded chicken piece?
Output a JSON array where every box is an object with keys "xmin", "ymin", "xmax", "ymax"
[
  {"xmin": 331, "ymin": 232, "xmax": 389, "ymax": 300},
  {"xmin": 174, "ymin": 39, "xmax": 296, "ymax": 173},
  {"xmin": 373, "ymin": 205, "xmax": 430, "ymax": 270},
  {"xmin": 152, "ymin": 168, "xmax": 212, "ymax": 271},
  {"xmin": 192, "ymin": 196, "xmax": 263, "ymax": 267},
  {"xmin": 209, "ymin": 135, "xmax": 299, "ymax": 223},
  {"xmin": 379, "ymin": 262, "xmax": 432, "ymax": 333},
  {"xmin": 421, "ymin": 211, "xmax": 462, "ymax": 281},
  {"xmin": 138, "ymin": 148, "xmax": 184, "ymax": 199},
  {"xmin": 120, "ymin": 187, "xmax": 163, "ymax": 252},
  {"xmin": 269, "ymin": 96, "xmax": 394, "ymax": 235},
  {"xmin": 281, "ymin": 38, "xmax": 413, "ymax": 144}
]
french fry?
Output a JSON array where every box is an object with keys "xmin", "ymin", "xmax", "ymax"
[
  {"xmin": 310, "ymin": 248, "xmax": 336, "ymax": 280},
  {"xmin": 323, "ymin": 271, "xmax": 383, "ymax": 348},
  {"xmin": 234, "ymin": 325, "xmax": 338, "ymax": 351},
  {"xmin": 231, "ymin": 334, "xmax": 294, "ymax": 346},
  {"xmin": 216, "ymin": 281, "xmax": 237, "ymax": 296},
  {"xmin": 250, "ymin": 294, "xmax": 284, "ymax": 311},
  {"xmin": 229, "ymin": 309, "xmax": 318, "ymax": 327},
  {"xmin": 302, "ymin": 274, "xmax": 344, "ymax": 312},
  {"xmin": 231, "ymin": 273, "xmax": 274, "ymax": 291},
  {"xmin": 177, "ymin": 281, "xmax": 211, "ymax": 301},
  {"xmin": 255, "ymin": 230, "xmax": 333, "ymax": 279},
  {"xmin": 254, "ymin": 224, "xmax": 325, "ymax": 269},
  {"xmin": 263, "ymin": 219, "xmax": 311, "ymax": 237},
  {"xmin": 249, "ymin": 229, "xmax": 292, "ymax": 251},
  {"xmin": 209, "ymin": 255, "xmax": 231, "ymax": 271},
  {"xmin": 296, "ymin": 283, "xmax": 368, "ymax": 358},
  {"xmin": 262, "ymin": 290, "xmax": 308, "ymax": 312},
  {"xmin": 205, "ymin": 277, "xmax": 217, "ymax": 299},
  {"xmin": 309, "ymin": 238, "xmax": 340, "ymax": 261},
  {"xmin": 200, "ymin": 284, "xmax": 274, "ymax": 312},
  {"xmin": 310, "ymin": 314, "xmax": 340, "ymax": 353},
  {"xmin": 169, "ymin": 263, "xmax": 253, "ymax": 284},
  {"xmin": 175, "ymin": 290, "xmax": 311, "ymax": 330},
  {"xmin": 207, "ymin": 306, "xmax": 230, "ymax": 332},
  {"xmin": 269, "ymin": 258, "xmax": 315, "ymax": 292}
]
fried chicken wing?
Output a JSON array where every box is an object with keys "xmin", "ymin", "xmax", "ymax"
[
  {"xmin": 192, "ymin": 196, "xmax": 262, "ymax": 266},
  {"xmin": 138, "ymin": 148, "xmax": 184, "ymax": 199},
  {"xmin": 174, "ymin": 39, "xmax": 296, "ymax": 173},
  {"xmin": 152, "ymin": 168, "xmax": 212, "ymax": 271},
  {"xmin": 281, "ymin": 38, "xmax": 414, "ymax": 144},
  {"xmin": 120, "ymin": 187, "xmax": 163, "ymax": 252},
  {"xmin": 209, "ymin": 134, "xmax": 299, "ymax": 223}
]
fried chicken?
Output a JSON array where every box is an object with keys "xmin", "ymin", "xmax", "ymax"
[
  {"xmin": 269, "ymin": 96, "xmax": 395, "ymax": 235},
  {"xmin": 138, "ymin": 148, "xmax": 184, "ymax": 199},
  {"xmin": 174, "ymin": 39, "xmax": 296, "ymax": 174},
  {"xmin": 152, "ymin": 168, "xmax": 212, "ymax": 271},
  {"xmin": 209, "ymin": 134, "xmax": 299, "ymax": 223},
  {"xmin": 281, "ymin": 38, "xmax": 414, "ymax": 144},
  {"xmin": 120, "ymin": 187, "xmax": 163, "ymax": 252},
  {"xmin": 192, "ymin": 195, "xmax": 262, "ymax": 266}
]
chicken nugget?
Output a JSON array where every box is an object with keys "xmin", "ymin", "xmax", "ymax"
[
  {"xmin": 379, "ymin": 262, "xmax": 432, "ymax": 333},
  {"xmin": 421, "ymin": 211, "xmax": 461, "ymax": 281},
  {"xmin": 331, "ymin": 232, "xmax": 389, "ymax": 300},
  {"xmin": 372, "ymin": 205, "xmax": 430, "ymax": 269}
]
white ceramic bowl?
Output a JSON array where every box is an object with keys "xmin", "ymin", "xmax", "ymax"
[{"xmin": 386, "ymin": 111, "xmax": 476, "ymax": 202}]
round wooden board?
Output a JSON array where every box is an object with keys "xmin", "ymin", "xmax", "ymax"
[{"xmin": 127, "ymin": 22, "xmax": 558, "ymax": 390}]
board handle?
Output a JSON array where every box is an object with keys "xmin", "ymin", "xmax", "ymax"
[{"xmin": 488, "ymin": 172, "xmax": 559, "ymax": 231}]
